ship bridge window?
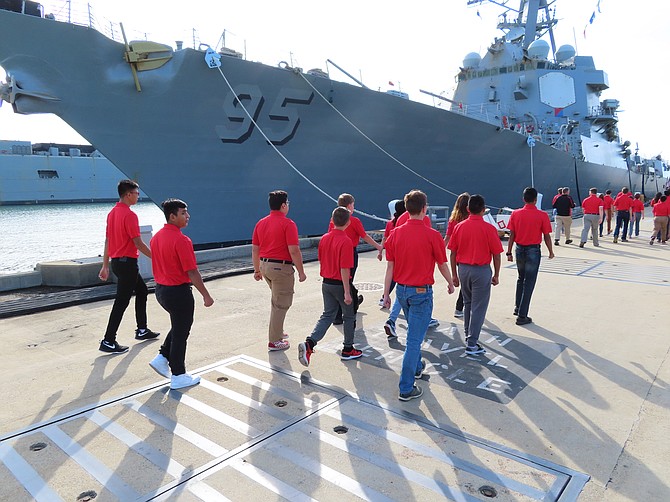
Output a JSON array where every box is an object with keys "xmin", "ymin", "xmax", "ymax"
[
  {"xmin": 38, "ymin": 170, "xmax": 59, "ymax": 179},
  {"xmin": 500, "ymin": 67, "xmax": 507, "ymax": 74}
]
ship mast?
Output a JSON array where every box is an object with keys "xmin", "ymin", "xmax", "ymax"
[{"xmin": 468, "ymin": 0, "xmax": 558, "ymax": 58}]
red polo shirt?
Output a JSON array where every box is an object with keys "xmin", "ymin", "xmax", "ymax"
[
  {"xmin": 653, "ymin": 202, "xmax": 670, "ymax": 217},
  {"xmin": 602, "ymin": 195, "xmax": 614, "ymax": 210},
  {"xmin": 631, "ymin": 199, "xmax": 644, "ymax": 213},
  {"xmin": 507, "ymin": 203, "xmax": 552, "ymax": 245},
  {"xmin": 582, "ymin": 194, "xmax": 603, "ymax": 214},
  {"xmin": 106, "ymin": 202, "xmax": 140, "ymax": 259},
  {"xmin": 614, "ymin": 193, "xmax": 633, "ymax": 211},
  {"xmin": 447, "ymin": 214, "xmax": 503, "ymax": 265},
  {"xmin": 385, "ymin": 219, "xmax": 447, "ymax": 285},
  {"xmin": 396, "ymin": 211, "xmax": 431, "ymax": 227},
  {"xmin": 150, "ymin": 224, "xmax": 197, "ymax": 286},
  {"xmin": 318, "ymin": 229, "xmax": 354, "ymax": 280},
  {"xmin": 252, "ymin": 210, "xmax": 299, "ymax": 261},
  {"xmin": 328, "ymin": 215, "xmax": 366, "ymax": 247}
]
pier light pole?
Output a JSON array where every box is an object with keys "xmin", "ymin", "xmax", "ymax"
[{"xmin": 527, "ymin": 135, "xmax": 536, "ymax": 187}]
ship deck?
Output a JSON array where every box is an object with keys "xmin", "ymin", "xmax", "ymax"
[{"xmin": 1, "ymin": 210, "xmax": 668, "ymax": 501}]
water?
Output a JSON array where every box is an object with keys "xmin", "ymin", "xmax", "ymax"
[{"xmin": 0, "ymin": 202, "xmax": 166, "ymax": 273}]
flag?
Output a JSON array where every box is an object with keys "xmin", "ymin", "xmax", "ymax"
[
  {"xmin": 388, "ymin": 81, "xmax": 394, "ymax": 86},
  {"xmin": 589, "ymin": 12, "xmax": 595, "ymax": 24},
  {"xmin": 554, "ymin": 108, "xmax": 564, "ymax": 117},
  {"xmin": 477, "ymin": 10, "xmax": 481, "ymax": 18}
]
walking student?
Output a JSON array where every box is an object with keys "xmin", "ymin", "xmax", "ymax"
[
  {"xmin": 149, "ymin": 199, "xmax": 214, "ymax": 389},
  {"xmin": 444, "ymin": 192, "xmax": 470, "ymax": 318},
  {"xmin": 602, "ymin": 189, "xmax": 614, "ymax": 235},
  {"xmin": 382, "ymin": 190, "xmax": 454, "ymax": 401},
  {"xmin": 580, "ymin": 188, "xmax": 604, "ymax": 247},
  {"xmin": 378, "ymin": 200, "xmax": 406, "ymax": 307},
  {"xmin": 506, "ymin": 187, "xmax": 554, "ymax": 326},
  {"xmin": 552, "ymin": 187, "xmax": 575, "ymax": 245},
  {"xmin": 329, "ymin": 193, "xmax": 382, "ymax": 324},
  {"xmin": 252, "ymin": 190, "xmax": 306, "ymax": 351},
  {"xmin": 98, "ymin": 179, "xmax": 159, "ymax": 354},
  {"xmin": 629, "ymin": 193, "xmax": 644, "ymax": 238},
  {"xmin": 298, "ymin": 207, "xmax": 362, "ymax": 367},
  {"xmin": 650, "ymin": 195, "xmax": 669, "ymax": 245},
  {"xmin": 612, "ymin": 187, "xmax": 633, "ymax": 243},
  {"xmin": 447, "ymin": 195, "xmax": 502, "ymax": 355}
]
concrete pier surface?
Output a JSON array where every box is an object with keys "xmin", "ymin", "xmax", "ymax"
[{"xmin": 1, "ymin": 213, "xmax": 668, "ymax": 501}]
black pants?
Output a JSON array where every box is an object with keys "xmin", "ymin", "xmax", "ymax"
[
  {"xmin": 104, "ymin": 257, "xmax": 148, "ymax": 342},
  {"xmin": 155, "ymin": 284, "xmax": 194, "ymax": 376}
]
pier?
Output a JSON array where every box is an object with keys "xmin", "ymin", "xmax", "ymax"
[{"xmin": 0, "ymin": 212, "xmax": 668, "ymax": 500}]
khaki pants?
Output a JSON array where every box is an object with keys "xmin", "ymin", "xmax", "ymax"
[
  {"xmin": 260, "ymin": 261, "xmax": 295, "ymax": 342},
  {"xmin": 652, "ymin": 216, "xmax": 669, "ymax": 242},
  {"xmin": 555, "ymin": 215, "xmax": 572, "ymax": 242}
]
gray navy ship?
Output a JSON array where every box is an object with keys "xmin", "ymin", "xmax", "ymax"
[{"xmin": 0, "ymin": 0, "xmax": 667, "ymax": 247}]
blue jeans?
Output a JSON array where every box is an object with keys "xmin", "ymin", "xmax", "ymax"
[
  {"xmin": 514, "ymin": 245, "xmax": 541, "ymax": 318},
  {"xmin": 396, "ymin": 284, "xmax": 433, "ymax": 394},
  {"xmin": 613, "ymin": 210, "xmax": 630, "ymax": 239},
  {"xmin": 629, "ymin": 212, "xmax": 642, "ymax": 237}
]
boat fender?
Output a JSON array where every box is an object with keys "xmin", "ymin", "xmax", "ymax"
[
  {"xmin": 202, "ymin": 45, "xmax": 222, "ymax": 69},
  {"xmin": 502, "ymin": 116, "xmax": 508, "ymax": 128}
]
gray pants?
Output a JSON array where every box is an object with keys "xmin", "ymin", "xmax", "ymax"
[
  {"xmin": 581, "ymin": 214, "xmax": 600, "ymax": 246},
  {"xmin": 308, "ymin": 282, "xmax": 356, "ymax": 347},
  {"xmin": 458, "ymin": 264, "xmax": 492, "ymax": 347}
]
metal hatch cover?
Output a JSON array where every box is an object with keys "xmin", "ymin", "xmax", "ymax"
[{"xmin": 0, "ymin": 355, "xmax": 588, "ymax": 501}]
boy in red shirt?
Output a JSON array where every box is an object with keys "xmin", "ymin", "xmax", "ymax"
[
  {"xmin": 383, "ymin": 190, "xmax": 455, "ymax": 401},
  {"xmin": 612, "ymin": 187, "xmax": 633, "ymax": 243},
  {"xmin": 447, "ymin": 195, "xmax": 503, "ymax": 354},
  {"xmin": 506, "ymin": 187, "xmax": 554, "ymax": 325},
  {"xmin": 328, "ymin": 193, "xmax": 382, "ymax": 324},
  {"xmin": 580, "ymin": 187, "xmax": 604, "ymax": 247},
  {"xmin": 149, "ymin": 199, "xmax": 214, "ymax": 389},
  {"xmin": 98, "ymin": 179, "xmax": 159, "ymax": 354},
  {"xmin": 298, "ymin": 207, "xmax": 362, "ymax": 367},
  {"xmin": 628, "ymin": 193, "xmax": 645, "ymax": 238},
  {"xmin": 602, "ymin": 189, "xmax": 614, "ymax": 234}
]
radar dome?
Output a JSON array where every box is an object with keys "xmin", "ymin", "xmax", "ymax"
[
  {"xmin": 527, "ymin": 39, "xmax": 550, "ymax": 60},
  {"xmin": 463, "ymin": 52, "xmax": 481, "ymax": 69},
  {"xmin": 555, "ymin": 44, "xmax": 576, "ymax": 63}
]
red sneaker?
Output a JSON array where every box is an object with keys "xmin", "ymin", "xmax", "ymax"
[
  {"xmin": 268, "ymin": 339, "xmax": 290, "ymax": 351},
  {"xmin": 298, "ymin": 342, "xmax": 313, "ymax": 367},
  {"xmin": 340, "ymin": 347, "xmax": 363, "ymax": 360}
]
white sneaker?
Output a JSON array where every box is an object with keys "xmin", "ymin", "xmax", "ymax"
[
  {"xmin": 428, "ymin": 318, "xmax": 439, "ymax": 328},
  {"xmin": 170, "ymin": 373, "xmax": 201, "ymax": 389},
  {"xmin": 454, "ymin": 309, "xmax": 464, "ymax": 318},
  {"xmin": 149, "ymin": 354, "xmax": 170, "ymax": 378}
]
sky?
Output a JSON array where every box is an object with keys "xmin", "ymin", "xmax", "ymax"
[{"xmin": 1, "ymin": 0, "xmax": 668, "ymax": 159}]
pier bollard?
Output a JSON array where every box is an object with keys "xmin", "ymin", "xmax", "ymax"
[{"xmin": 139, "ymin": 225, "xmax": 154, "ymax": 279}]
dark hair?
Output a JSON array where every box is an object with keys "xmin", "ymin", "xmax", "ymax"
[
  {"xmin": 622, "ymin": 187, "xmax": 629, "ymax": 194},
  {"xmin": 653, "ymin": 192, "xmax": 662, "ymax": 202},
  {"xmin": 605, "ymin": 189, "xmax": 612, "ymax": 195},
  {"xmin": 161, "ymin": 198, "xmax": 187, "ymax": 221},
  {"xmin": 468, "ymin": 194, "xmax": 485, "ymax": 214},
  {"xmin": 392, "ymin": 200, "xmax": 406, "ymax": 227},
  {"xmin": 523, "ymin": 187, "xmax": 538, "ymax": 203},
  {"xmin": 337, "ymin": 193, "xmax": 355, "ymax": 207},
  {"xmin": 268, "ymin": 190, "xmax": 288, "ymax": 210},
  {"xmin": 590, "ymin": 187, "xmax": 598, "ymax": 194},
  {"xmin": 662, "ymin": 196, "xmax": 668, "ymax": 203},
  {"xmin": 117, "ymin": 179, "xmax": 139, "ymax": 197},
  {"xmin": 634, "ymin": 192, "xmax": 641, "ymax": 199},
  {"xmin": 664, "ymin": 189, "xmax": 670, "ymax": 197},
  {"xmin": 332, "ymin": 206, "xmax": 350, "ymax": 227},
  {"xmin": 562, "ymin": 187, "xmax": 570, "ymax": 194},
  {"xmin": 404, "ymin": 189, "xmax": 427, "ymax": 215},
  {"xmin": 449, "ymin": 192, "xmax": 470, "ymax": 223}
]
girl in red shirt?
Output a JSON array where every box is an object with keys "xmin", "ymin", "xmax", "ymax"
[{"xmin": 444, "ymin": 192, "xmax": 470, "ymax": 317}]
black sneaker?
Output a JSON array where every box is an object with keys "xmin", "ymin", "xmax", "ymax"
[
  {"xmin": 99, "ymin": 340, "xmax": 129, "ymax": 354},
  {"xmin": 513, "ymin": 308, "xmax": 519, "ymax": 316},
  {"xmin": 516, "ymin": 316, "xmax": 533, "ymax": 325},
  {"xmin": 415, "ymin": 359, "xmax": 427, "ymax": 379},
  {"xmin": 399, "ymin": 385, "xmax": 423, "ymax": 401},
  {"xmin": 565, "ymin": 240, "xmax": 573, "ymax": 245},
  {"xmin": 554, "ymin": 240, "xmax": 559, "ymax": 246},
  {"xmin": 465, "ymin": 343, "xmax": 486, "ymax": 355},
  {"xmin": 357, "ymin": 294, "xmax": 364, "ymax": 305},
  {"xmin": 135, "ymin": 328, "xmax": 160, "ymax": 341}
]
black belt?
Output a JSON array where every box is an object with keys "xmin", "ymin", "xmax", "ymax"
[
  {"xmin": 260, "ymin": 257, "xmax": 293, "ymax": 265},
  {"xmin": 112, "ymin": 257, "xmax": 137, "ymax": 262},
  {"xmin": 397, "ymin": 283, "xmax": 432, "ymax": 289},
  {"xmin": 323, "ymin": 278, "xmax": 344, "ymax": 285},
  {"xmin": 584, "ymin": 213, "xmax": 599, "ymax": 215}
]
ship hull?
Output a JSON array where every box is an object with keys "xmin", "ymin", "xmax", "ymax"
[{"xmin": 0, "ymin": 11, "xmax": 660, "ymax": 245}]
